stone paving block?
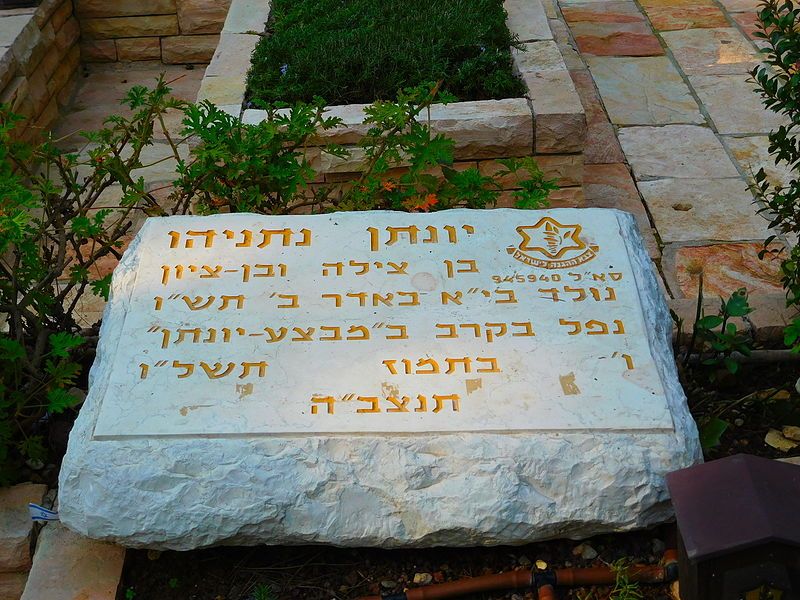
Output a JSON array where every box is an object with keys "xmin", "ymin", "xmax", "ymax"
[
  {"xmin": 718, "ymin": 0, "xmax": 759, "ymax": 12},
  {"xmin": 586, "ymin": 56, "xmax": 703, "ymax": 125},
  {"xmin": 222, "ymin": 0, "xmax": 271, "ymax": 34},
  {"xmin": 505, "ymin": 0, "xmax": 553, "ymax": 41},
  {"xmin": 523, "ymin": 70, "xmax": 586, "ymax": 154},
  {"xmin": 54, "ymin": 17, "xmax": 80, "ymax": 53},
  {"xmin": 689, "ymin": 74, "xmax": 784, "ymax": 135},
  {"xmin": 80, "ymin": 39, "xmax": 116, "ymax": 62},
  {"xmin": 116, "ymin": 37, "xmax": 161, "ymax": 62},
  {"xmin": 661, "ymin": 27, "xmax": 759, "ymax": 75},
  {"xmin": 583, "ymin": 162, "xmax": 660, "ymax": 257},
  {"xmin": 427, "ymin": 99, "xmax": 535, "ymax": 159},
  {"xmin": 0, "ymin": 572, "xmax": 27, "ymax": 600},
  {"xmin": 0, "ymin": 50, "xmax": 17, "ymax": 93},
  {"xmin": 731, "ymin": 11, "xmax": 760, "ymax": 39},
  {"xmin": 724, "ymin": 135, "xmax": 793, "ymax": 188},
  {"xmin": 638, "ymin": 177, "xmax": 771, "ymax": 242},
  {"xmin": 618, "ymin": 125, "xmax": 740, "ymax": 180},
  {"xmin": 513, "ymin": 40, "xmax": 566, "ymax": 73},
  {"xmin": 569, "ymin": 69, "xmax": 626, "ymax": 164},
  {"xmin": 562, "ymin": 1, "xmax": 646, "ymax": 24},
  {"xmin": 75, "ymin": 0, "xmax": 176, "ymax": 18},
  {"xmin": 645, "ymin": 5, "xmax": 729, "ymax": 31},
  {"xmin": 177, "ymin": 0, "xmax": 232, "ymax": 35},
  {"xmin": 50, "ymin": 1, "xmax": 74, "ymax": 32},
  {"xmin": 748, "ymin": 294, "xmax": 798, "ymax": 343},
  {"xmin": 161, "ymin": 34, "xmax": 219, "ymax": 63},
  {"xmin": 81, "ymin": 15, "xmax": 179, "ymax": 39},
  {"xmin": 569, "ymin": 21, "xmax": 664, "ymax": 56},
  {"xmin": 549, "ymin": 18, "xmax": 585, "ymax": 70},
  {"xmin": 20, "ymin": 523, "xmax": 124, "ymax": 600},
  {"xmin": 204, "ymin": 32, "xmax": 259, "ymax": 77},
  {"xmin": 0, "ymin": 14, "xmax": 33, "ymax": 47},
  {"xmin": 0, "ymin": 483, "xmax": 46, "ymax": 573},
  {"xmin": 663, "ymin": 242, "xmax": 783, "ymax": 299}
]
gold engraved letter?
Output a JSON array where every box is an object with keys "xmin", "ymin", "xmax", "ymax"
[
  {"xmin": 311, "ymin": 396, "xmax": 335, "ymax": 415},
  {"xmin": 433, "ymin": 394, "xmax": 460, "ymax": 413},
  {"xmin": 559, "ymin": 319, "xmax": 582, "ymax": 335},
  {"xmin": 200, "ymin": 362, "xmax": 236, "ymax": 379},
  {"xmin": 356, "ymin": 396, "xmax": 381, "ymax": 413},
  {"xmin": 240, "ymin": 361, "xmax": 268, "ymax": 378}
]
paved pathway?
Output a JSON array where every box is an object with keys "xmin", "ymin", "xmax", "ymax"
[{"xmin": 548, "ymin": 0, "xmax": 788, "ymax": 308}]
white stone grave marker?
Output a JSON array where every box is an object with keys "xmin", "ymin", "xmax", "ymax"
[{"xmin": 60, "ymin": 208, "xmax": 700, "ymax": 549}]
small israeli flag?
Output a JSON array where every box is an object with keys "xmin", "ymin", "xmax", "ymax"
[{"xmin": 28, "ymin": 503, "xmax": 59, "ymax": 522}]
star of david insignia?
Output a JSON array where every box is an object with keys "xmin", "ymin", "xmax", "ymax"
[{"xmin": 506, "ymin": 217, "xmax": 599, "ymax": 270}]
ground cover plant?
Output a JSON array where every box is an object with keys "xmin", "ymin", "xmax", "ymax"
[
  {"xmin": 246, "ymin": 0, "xmax": 526, "ymax": 105},
  {"xmin": 0, "ymin": 78, "xmax": 554, "ymax": 485}
]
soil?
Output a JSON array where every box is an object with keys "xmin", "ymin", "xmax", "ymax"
[{"xmin": 120, "ymin": 526, "xmax": 675, "ymax": 600}]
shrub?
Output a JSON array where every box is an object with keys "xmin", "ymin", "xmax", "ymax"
[
  {"xmin": 176, "ymin": 83, "xmax": 556, "ymax": 215},
  {"xmin": 247, "ymin": 0, "xmax": 526, "ymax": 105},
  {"xmin": 0, "ymin": 78, "xmax": 186, "ymax": 483},
  {"xmin": 0, "ymin": 78, "xmax": 555, "ymax": 484},
  {"xmin": 752, "ymin": 0, "xmax": 800, "ymax": 349}
]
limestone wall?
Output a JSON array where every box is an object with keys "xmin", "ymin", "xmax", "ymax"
[
  {"xmin": 75, "ymin": 0, "xmax": 231, "ymax": 64},
  {"xmin": 0, "ymin": 0, "xmax": 81, "ymax": 143}
]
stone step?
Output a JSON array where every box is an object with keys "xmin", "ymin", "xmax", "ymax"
[
  {"xmin": 20, "ymin": 524, "xmax": 125, "ymax": 600},
  {"xmin": 0, "ymin": 483, "xmax": 46, "ymax": 573}
]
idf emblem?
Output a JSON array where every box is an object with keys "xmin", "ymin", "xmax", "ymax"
[{"xmin": 507, "ymin": 217, "xmax": 599, "ymax": 269}]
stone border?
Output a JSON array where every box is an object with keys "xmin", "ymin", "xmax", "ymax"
[
  {"xmin": 0, "ymin": 0, "xmax": 81, "ymax": 143},
  {"xmin": 75, "ymin": 0, "xmax": 232, "ymax": 64},
  {"xmin": 197, "ymin": 0, "xmax": 587, "ymax": 196}
]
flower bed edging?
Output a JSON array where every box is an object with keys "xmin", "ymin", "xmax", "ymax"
[{"xmin": 198, "ymin": 0, "xmax": 587, "ymax": 202}]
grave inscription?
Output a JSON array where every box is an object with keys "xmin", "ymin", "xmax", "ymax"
[{"xmin": 94, "ymin": 209, "xmax": 671, "ymax": 438}]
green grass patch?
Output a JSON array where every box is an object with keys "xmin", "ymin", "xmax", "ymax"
[{"xmin": 247, "ymin": 0, "xmax": 526, "ymax": 105}]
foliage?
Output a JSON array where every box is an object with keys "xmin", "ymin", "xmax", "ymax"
[
  {"xmin": 247, "ymin": 0, "xmax": 526, "ymax": 105},
  {"xmin": 1, "ymin": 76, "xmax": 555, "ymax": 485},
  {"xmin": 752, "ymin": 0, "xmax": 800, "ymax": 350},
  {"xmin": 178, "ymin": 83, "xmax": 556, "ymax": 215},
  {"xmin": 673, "ymin": 275, "xmax": 754, "ymax": 375},
  {"xmin": 673, "ymin": 275, "xmax": 755, "ymax": 451},
  {"xmin": 609, "ymin": 559, "xmax": 643, "ymax": 600},
  {"xmin": 0, "ymin": 77, "xmax": 187, "ymax": 484},
  {"xmin": 252, "ymin": 584, "xmax": 277, "ymax": 600}
]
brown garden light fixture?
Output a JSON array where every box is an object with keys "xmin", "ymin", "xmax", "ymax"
[{"xmin": 666, "ymin": 453, "xmax": 800, "ymax": 600}]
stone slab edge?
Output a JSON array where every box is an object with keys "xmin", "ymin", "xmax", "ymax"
[
  {"xmin": 58, "ymin": 209, "xmax": 701, "ymax": 550},
  {"xmin": 198, "ymin": 0, "xmax": 586, "ymax": 160}
]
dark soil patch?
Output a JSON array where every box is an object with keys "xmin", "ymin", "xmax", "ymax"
[
  {"xmin": 246, "ymin": 0, "xmax": 526, "ymax": 105},
  {"xmin": 681, "ymin": 361, "xmax": 800, "ymax": 461},
  {"xmin": 120, "ymin": 527, "xmax": 674, "ymax": 600}
]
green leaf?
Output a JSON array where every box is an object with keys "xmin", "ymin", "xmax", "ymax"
[
  {"xmin": 91, "ymin": 274, "xmax": 113, "ymax": 301},
  {"xmin": 699, "ymin": 417, "xmax": 729, "ymax": 451},
  {"xmin": 696, "ymin": 315, "xmax": 723, "ymax": 330},
  {"xmin": 725, "ymin": 289, "xmax": 752, "ymax": 317},
  {"xmin": 723, "ymin": 356, "xmax": 740, "ymax": 374},
  {"xmin": 18, "ymin": 436, "xmax": 46, "ymax": 463},
  {"xmin": 0, "ymin": 337, "xmax": 25, "ymax": 361},
  {"xmin": 46, "ymin": 388, "xmax": 81, "ymax": 414},
  {"xmin": 48, "ymin": 333, "xmax": 85, "ymax": 359}
]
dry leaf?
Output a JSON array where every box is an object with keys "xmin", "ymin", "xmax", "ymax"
[
  {"xmin": 765, "ymin": 429, "xmax": 799, "ymax": 452},
  {"xmin": 783, "ymin": 426, "xmax": 800, "ymax": 442}
]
